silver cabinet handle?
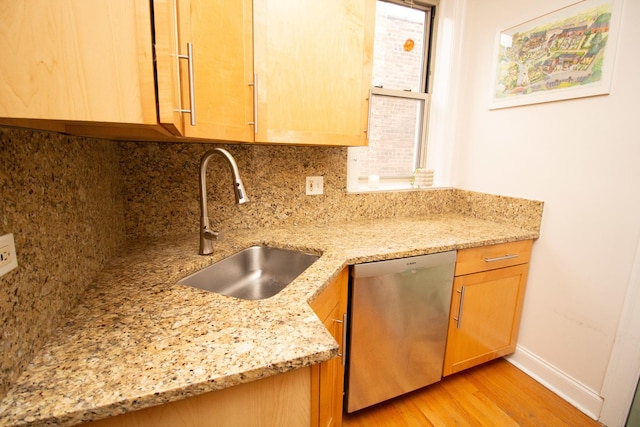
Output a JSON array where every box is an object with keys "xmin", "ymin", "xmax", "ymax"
[
  {"xmin": 333, "ymin": 313, "xmax": 348, "ymax": 366},
  {"xmin": 366, "ymin": 88, "xmax": 372, "ymax": 136},
  {"xmin": 248, "ymin": 74, "xmax": 258, "ymax": 134},
  {"xmin": 484, "ymin": 254, "xmax": 519, "ymax": 263},
  {"xmin": 175, "ymin": 42, "xmax": 196, "ymax": 126},
  {"xmin": 341, "ymin": 312, "xmax": 347, "ymax": 366},
  {"xmin": 453, "ymin": 287, "xmax": 466, "ymax": 329}
]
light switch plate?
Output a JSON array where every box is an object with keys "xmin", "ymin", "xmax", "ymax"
[
  {"xmin": 306, "ymin": 176, "xmax": 324, "ymax": 195},
  {"xmin": 0, "ymin": 233, "xmax": 18, "ymax": 277}
]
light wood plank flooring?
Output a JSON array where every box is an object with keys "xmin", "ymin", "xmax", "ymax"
[{"xmin": 343, "ymin": 359, "xmax": 603, "ymax": 427}]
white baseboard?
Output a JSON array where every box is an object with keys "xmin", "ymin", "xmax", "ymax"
[{"xmin": 505, "ymin": 346, "xmax": 604, "ymax": 421}]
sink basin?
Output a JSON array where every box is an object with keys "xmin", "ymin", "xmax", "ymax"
[{"xmin": 178, "ymin": 246, "xmax": 320, "ymax": 300}]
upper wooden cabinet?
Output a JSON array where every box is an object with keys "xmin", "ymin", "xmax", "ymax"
[
  {"xmin": 173, "ymin": 0, "xmax": 374, "ymax": 145},
  {"xmin": 0, "ymin": 0, "xmax": 374, "ymax": 146},
  {"xmin": 169, "ymin": 0, "xmax": 256, "ymax": 142},
  {"xmin": 252, "ymin": 0, "xmax": 374, "ymax": 146},
  {"xmin": 0, "ymin": 0, "xmax": 169, "ymax": 139}
]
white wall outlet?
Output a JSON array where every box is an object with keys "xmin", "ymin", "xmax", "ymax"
[
  {"xmin": 0, "ymin": 233, "xmax": 18, "ymax": 277},
  {"xmin": 306, "ymin": 176, "xmax": 324, "ymax": 195}
]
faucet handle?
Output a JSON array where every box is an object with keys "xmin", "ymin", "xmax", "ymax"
[{"xmin": 203, "ymin": 229, "xmax": 221, "ymax": 241}]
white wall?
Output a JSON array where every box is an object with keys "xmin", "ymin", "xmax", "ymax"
[{"xmin": 449, "ymin": 0, "xmax": 640, "ymax": 422}]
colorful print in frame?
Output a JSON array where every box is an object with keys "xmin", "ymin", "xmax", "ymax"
[{"xmin": 490, "ymin": 0, "xmax": 623, "ymax": 109}]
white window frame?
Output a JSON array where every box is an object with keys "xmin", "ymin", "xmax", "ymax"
[{"xmin": 348, "ymin": 0, "xmax": 438, "ymax": 193}]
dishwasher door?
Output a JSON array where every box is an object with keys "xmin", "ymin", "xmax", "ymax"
[{"xmin": 346, "ymin": 250, "xmax": 456, "ymax": 413}]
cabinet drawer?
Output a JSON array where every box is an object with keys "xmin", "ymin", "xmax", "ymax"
[{"xmin": 455, "ymin": 240, "xmax": 532, "ymax": 276}]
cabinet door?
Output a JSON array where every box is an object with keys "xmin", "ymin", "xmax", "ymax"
[
  {"xmin": 317, "ymin": 302, "xmax": 345, "ymax": 427},
  {"xmin": 0, "ymin": 0, "xmax": 156, "ymax": 125},
  {"xmin": 311, "ymin": 268, "xmax": 348, "ymax": 427},
  {"xmin": 253, "ymin": 0, "xmax": 375, "ymax": 146},
  {"xmin": 174, "ymin": 0, "xmax": 255, "ymax": 142},
  {"xmin": 443, "ymin": 264, "xmax": 529, "ymax": 376},
  {"xmin": 154, "ymin": 0, "xmax": 186, "ymax": 136}
]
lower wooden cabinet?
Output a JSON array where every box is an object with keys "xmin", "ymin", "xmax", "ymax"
[
  {"xmin": 80, "ymin": 367, "xmax": 312, "ymax": 427},
  {"xmin": 310, "ymin": 267, "xmax": 348, "ymax": 427},
  {"xmin": 443, "ymin": 240, "xmax": 532, "ymax": 376}
]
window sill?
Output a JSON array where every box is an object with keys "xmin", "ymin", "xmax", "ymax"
[{"xmin": 346, "ymin": 183, "xmax": 450, "ymax": 194}]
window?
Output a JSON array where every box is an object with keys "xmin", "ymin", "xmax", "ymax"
[{"xmin": 348, "ymin": 0, "xmax": 436, "ymax": 191}]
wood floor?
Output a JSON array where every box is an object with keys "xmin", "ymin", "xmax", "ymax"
[{"xmin": 342, "ymin": 359, "xmax": 603, "ymax": 427}]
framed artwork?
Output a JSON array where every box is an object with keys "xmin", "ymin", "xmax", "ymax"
[{"xmin": 489, "ymin": 0, "xmax": 624, "ymax": 109}]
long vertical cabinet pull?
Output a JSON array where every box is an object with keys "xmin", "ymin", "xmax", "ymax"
[
  {"xmin": 334, "ymin": 313, "xmax": 348, "ymax": 366},
  {"xmin": 175, "ymin": 42, "xmax": 197, "ymax": 126},
  {"xmin": 248, "ymin": 74, "xmax": 258, "ymax": 134},
  {"xmin": 453, "ymin": 287, "xmax": 466, "ymax": 329},
  {"xmin": 341, "ymin": 313, "xmax": 347, "ymax": 366},
  {"xmin": 366, "ymin": 88, "xmax": 372, "ymax": 136}
]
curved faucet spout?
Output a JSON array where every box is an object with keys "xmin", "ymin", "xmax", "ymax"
[{"xmin": 199, "ymin": 148, "xmax": 248, "ymax": 255}]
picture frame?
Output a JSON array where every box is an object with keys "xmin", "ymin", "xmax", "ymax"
[{"xmin": 489, "ymin": 0, "xmax": 624, "ymax": 109}]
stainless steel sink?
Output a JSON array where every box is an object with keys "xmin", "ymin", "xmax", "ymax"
[{"xmin": 178, "ymin": 246, "xmax": 320, "ymax": 300}]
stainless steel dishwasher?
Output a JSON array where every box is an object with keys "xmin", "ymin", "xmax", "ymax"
[{"xmin": 346, "ymin": 250, "xmax": 456, "ymax": 413}]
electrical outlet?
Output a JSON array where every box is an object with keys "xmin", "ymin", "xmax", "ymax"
[
  {"xmin": 0, "ymin": 233, "xmax": 18, "ymax": 277},
  {"xmin": 306, "ymin": 176, "xmax": 324, "ymax": 195}
]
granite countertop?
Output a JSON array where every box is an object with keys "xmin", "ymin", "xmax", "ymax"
[{"xmin": 0, "ymin": 214, "xmax": 539, "ymax": 426}]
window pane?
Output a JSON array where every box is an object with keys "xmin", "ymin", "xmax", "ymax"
[
  {"xmin": 372, "ymin": 2, "xmax": 426, "ymax": 92},
  {"xmin": 357, "ymin": 94, "xmax": 424, "ymax": 179}
]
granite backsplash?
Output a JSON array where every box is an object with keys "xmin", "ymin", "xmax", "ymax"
[
  {"xmin": 0, "ymin": 127, "xmax": 126, "ymax": 399},
  {"xmin": 119, "ymin": 141, "xmax": 543, "ymax": 239}
]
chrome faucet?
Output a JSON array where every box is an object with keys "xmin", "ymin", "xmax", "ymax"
[{"xmin": 199, "ymin": 148, "xmax": 249, "ymax": 255}]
